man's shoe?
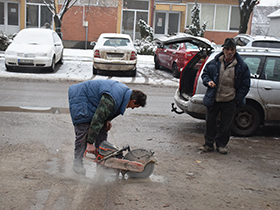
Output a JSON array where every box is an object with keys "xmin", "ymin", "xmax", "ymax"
[
  {"xmin": 217, "ymin": 147, "xmax": 228, "ymax": 155},
  {"xmin": 199, "ymin": 145, "xmax": 214, "ymax": 153},
  {"xmin": 73, "ymin": 163, "xmax": 86, "ymax": 175}
]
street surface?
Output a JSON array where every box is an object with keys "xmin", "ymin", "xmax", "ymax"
[{"xmin": 0, "ymin": 52, "xmax": 280, "ymax": 210}]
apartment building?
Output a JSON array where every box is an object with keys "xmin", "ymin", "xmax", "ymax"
[{"xmin": 0, "ymin": 0, "xmax": 245, "ymax": 47}]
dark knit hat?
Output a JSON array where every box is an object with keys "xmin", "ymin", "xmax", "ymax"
[{"xmin": 222, "ymin": 38, "xmax": 236, "ymax": 48}]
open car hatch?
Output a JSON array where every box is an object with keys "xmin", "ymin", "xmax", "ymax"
[{"xmin": 154, "ymin": 33, "xmax": 215, "ymax": 52}]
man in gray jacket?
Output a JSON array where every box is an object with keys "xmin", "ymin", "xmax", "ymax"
[{"xmin": 200, "ymin": 38, "xmax": 250, "ymax": 154}]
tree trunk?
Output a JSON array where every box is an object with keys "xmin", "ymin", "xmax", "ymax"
[
  {"xmin": 239, "ymin": 0, "xmax": 257, "ymax": 34},
  {"xmin": 54, "ymin": 15, "xmax": 62, "ymax": 39}
]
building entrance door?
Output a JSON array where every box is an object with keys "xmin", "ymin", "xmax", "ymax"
[
  {"xmin": 154, "ymin": 11, "xmax": 180, "ymax": 38},
  {"xmin": 0, "ymin": 1, "xmax": 20, "ymax": 34}
]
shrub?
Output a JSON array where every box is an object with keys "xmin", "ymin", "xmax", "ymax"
[
  {"xmin": 135, "ymin": 19, "xmax": 157, "ymax": 55},
  {"xmin": 0, "ymin": 31, "xmax": 14, "ymax": 51}
]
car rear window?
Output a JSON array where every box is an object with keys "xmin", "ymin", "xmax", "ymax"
[
  {"xmin": 103, "ymin": 38, "xmax": 130, "ymax": 46},
  {"xmin": 252, "ymin": 41, "xmax": 280, "ymax": 48}
]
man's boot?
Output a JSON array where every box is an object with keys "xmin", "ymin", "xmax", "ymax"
[{"xmin": 73, "ymin": 160, "xmax": 86, "ymax": 175}]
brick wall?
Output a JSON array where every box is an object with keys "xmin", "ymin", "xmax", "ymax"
[
  {"xmin": 60, "ymin": 5, "xmax": 118, "ymax": 43},
  {"xmin": 204, "ymin": 31, "xmax": 239, "ymax": 45}
]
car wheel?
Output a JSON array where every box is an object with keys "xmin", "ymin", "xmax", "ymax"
[
  {"xmin": 231, "ymin": 104, "xmax": 260, "ymax": 136},
  {"xmin": 5, "ymin": 64, "xmax": 12, "ymax": 71},
  {"xmin": 154, "ymin": 55, "xmax": 160, "ymax": 69},
  {"xmin": 58, "ymin": 50, "xmax": 63, "ymax": 64},
  {"xmin": 50, "ymin": 56, "xmax": 56, "ymax": 72},
  {"xmin": 172, "ymin": 63, "xmax": 180, "ymax": 78},
  {"xmin": 130, "ymin": 69, "xmax": 136, "ymax": 77},
  {"xmin": 93, "ymin": 66, "xmax": 97, "ymax": 75}
]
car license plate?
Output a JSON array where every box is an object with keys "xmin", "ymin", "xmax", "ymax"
[{"xmin": 18, "ymin": 59, "xmax": 33, "ymax": 63}]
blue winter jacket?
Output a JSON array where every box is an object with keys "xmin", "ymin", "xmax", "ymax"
[
  {"xmin": 68, "ymin": 79, "xmax": 132, "ymax": 125},
  {"xmin": 202, "ymin": 51, "xmax": 250, "ymax": 108}
]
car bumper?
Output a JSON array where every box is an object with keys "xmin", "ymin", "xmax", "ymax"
[
  {"xmin": 5, "ymin": 56, "xmax": 52, "ymax": 68},
  {"xmin": 93, "ymin": 59, "xmax": 137, "ymax": 71},
  {"xmin": 174, "ymin": 88, "xmax": 206, "ymax": 119}
]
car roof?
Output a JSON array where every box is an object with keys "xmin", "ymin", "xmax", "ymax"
[
  {"xmin": 18, "ymin": 28, "xmax": 55, "ymax": 35},
  {"xmin": 235, "ymin": 34, "xmax": 280, "ymax": 42},
  {"xmin": 99, "ymin": 33, "xmax": 132, "ymax": 39}
]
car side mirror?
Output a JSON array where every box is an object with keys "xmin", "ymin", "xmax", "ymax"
[{"xmin": 90, "ymin": 41, "xmax": 96, "ymax": 47}]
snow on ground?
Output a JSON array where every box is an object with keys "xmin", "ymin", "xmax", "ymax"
[
  {"xmin": 258, "ymin": 0, "xmax": 280, "ymax": 6},
  {"xmin": 0, "ymin": 49, "xmax": 179, "ymax": 87}
]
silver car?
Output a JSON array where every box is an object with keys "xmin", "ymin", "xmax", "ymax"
[
  {"xmin": 170, "ymin": 35, "xmax": 280, "ymax": 136},
  {"xmin": 234, "ymin": 34, "xmax": 280, "ymax": 48},
  {"xmin": 92, "ymin": 33, "xmax": 137, "ymax": 77}
]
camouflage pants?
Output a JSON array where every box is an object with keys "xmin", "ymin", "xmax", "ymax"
[{"xmin": 74, "ymin": 122, "xmax": 108, "ymax": 164}]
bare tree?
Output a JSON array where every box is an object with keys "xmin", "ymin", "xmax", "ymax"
[
  {"xmin": 43, "ymin": 0, "xmax": 78, "ymax": 38},
  {"xmin": 239, "ymin": 0, "xmax": 260, "ymax": 34}
]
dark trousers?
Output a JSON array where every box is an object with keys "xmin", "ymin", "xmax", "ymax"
[
  {"xmin": 205, "ymin": 100, "xmax": 236, "ymax": 148},
  {"xmin": 74, "ymin": 122, "xmax": 108, "ymax": 164}
]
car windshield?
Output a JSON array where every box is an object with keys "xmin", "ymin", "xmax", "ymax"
[
  {"xmin": 252, "ymin": 41, "xmax": 280, "ymax": 48},
  {"xmin": 14, "ymin": 30, "xmax": 53, "ymax": 45},
  {"xmin": 103, "ymin": 38, "xmax": 130, "ymax": 46}
]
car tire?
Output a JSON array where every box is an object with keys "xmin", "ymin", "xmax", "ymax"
[
  {"xmin": 58, "ymin": 50, "xmax": 63, "ymax": 64},
  {"xmin": 50, "ymin": 56, "xmax": 55, "ymax": 72},
  {"xmin": 172, "ymin": 63, "xmax": 180, "ymax": 78},
  {"xmin": 130, "ymin": 69, "xmax": 136, "ymax": 77},
  {"xmin": 154, "ymin": 55, "xmax": 160, "ymax": 69},
  {"xmin": 5, "ymin": 64, "xmax": 12, "ymax": 71},
  {"xmin": 231, "ymin": 104, "xmax": 260, "ymax": 136},
  {"xmin": 93, "ymin": 66, "xmax": 97, "ymax": 75}
]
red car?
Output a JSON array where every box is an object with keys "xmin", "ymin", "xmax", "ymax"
[{"xmin": 154, "ymin": 36, "xmax": 199, "ymax": 78}]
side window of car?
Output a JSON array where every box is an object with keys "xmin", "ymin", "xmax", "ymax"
[
  {"xmin": 242, "ymin": 56, "xmax": 262, "ymax": 76},
  {"xmin": 264, "ymin": 57, "xmax": 280, "ymax": 81},
  {"xmin": 170, "ymin": 43, "xmax": 179, "ymax": 50},
  {"xmin": 163, "ymin": 44, "xmax": 170, "ymax": 49}
]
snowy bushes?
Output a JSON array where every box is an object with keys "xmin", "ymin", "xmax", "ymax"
[
  {"xmin": 0, "ymin": 31, "xmax": 14, "ymax": 51},
  {"xmin": 134, "ymin": 19, "xmax": 157, "ymax": 55},
  {"xmin": 185, "ymin": 1, "xmax": 207, "ymax": 37}
]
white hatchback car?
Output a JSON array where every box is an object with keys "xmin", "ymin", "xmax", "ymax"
[
  {"xmin": 5, "ymin": 28, "xmax": 64, "ymax": 72},
  {"xmin": 92, "ymin": 33, "xmax": 137, "ymax": 77}
]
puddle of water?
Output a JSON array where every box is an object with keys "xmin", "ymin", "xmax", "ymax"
[{"xmin": 0, "ymin": 106, "xmax": 69, "ymax": 114}]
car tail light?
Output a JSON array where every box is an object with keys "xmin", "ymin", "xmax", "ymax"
[
  {"xmin": 192, "ymin": 57, "xmax": 209, "ymax": 95},
  {"xmin": 130, "ymin": 51, "xmax": 136, "ymax": 60},
  {"xmin": 94, "ymin": 50, "xmax": 100, "ymax": 58}
]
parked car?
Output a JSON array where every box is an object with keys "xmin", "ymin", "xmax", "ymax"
[
  {"xmin": 5, "ymin": 28, "xmax": 63, "ymax": 72},
  {"xmin": 234, "ymin": 34, "xmax": 280, "ymax": 48},
  {"xmin": 169, "ymin": 34, "xmax": 280, "ymax": 136},
  {"xmin": 154, "ymin": 33, "xmax": 201, "ymax": 78},
  {"xmin": 92, "ymin": 33, "xmax": 137, "ymax": 77}
]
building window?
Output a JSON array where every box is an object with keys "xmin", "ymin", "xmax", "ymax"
[
  {"xmin": 186, "ymin": 3, "xmax": 239, "ymax": 32},
  {"xmin": 122, "ymin": 0, "xmax": 149, "ymax": 40},
  {"xmin": 26, "ymin": 0, "xmax": 52, "ymax": 28}
]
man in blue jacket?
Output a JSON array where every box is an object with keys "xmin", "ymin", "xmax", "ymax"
[
  {"xmin": 68, "ymin": 79, "xmax": 147, "ymax": 174},
  {"xmin": 200, "ymin": 38, "xmax": 250, "ymax": 154}
]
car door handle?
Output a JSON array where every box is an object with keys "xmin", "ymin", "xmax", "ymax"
[
  {"xmin": 173, "ymin": 52, "xmax": 176, "ymax": 54},
  {"xmin": 164, "ymin": 50, "xmax": 167, "ymax": 53},
  {"xmin": 263, "ymin": 86, "xmax": 272, "ymax": 90}
]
